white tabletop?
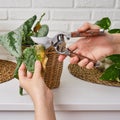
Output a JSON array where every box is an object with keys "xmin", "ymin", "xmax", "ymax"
[{"xmin": 0, "ymin": 58, "xmax": 120, "ymax": 111}]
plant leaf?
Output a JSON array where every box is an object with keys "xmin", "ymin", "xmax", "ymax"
[
  {"xmin": 95, "ymin": 17, "xmax": 111, "ymax": 30},
  {"xmin": 100, "ymin": 63, "xmax": 120, "ymax": 81},
  {"xmin": 0, "ymin": 15, "xmax": 37, "ymax": 58},
  {"xmin": 36, "ymin": 24, "xmax": 49, "ymax": 37},
  {"xmin": 108, "ymin": 29, "xmax": 120, "ymax": 33},
  {"xmin": 23, "ymin": 46, "xmax": 37, "ymax": 72},
  {"xmin": 14, "ymin": 57, "xmax": 23, "ymax": 78},
  {"xmin": 107, "ymin": 54, "xmax": 120, "ymax": 63}
]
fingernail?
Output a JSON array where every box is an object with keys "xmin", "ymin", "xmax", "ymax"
[{"xmin": 36, "ymin": 60, "xmax": 40, "ymax": 64}]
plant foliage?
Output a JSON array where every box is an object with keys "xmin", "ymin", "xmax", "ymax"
[{"xmin": 95, "ymin": 17, "xmax": 120, "ymax": 82}]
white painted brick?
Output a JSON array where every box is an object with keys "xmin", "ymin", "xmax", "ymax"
[
  {"xmin": 113, "ymin": 10, "xmax": 120, "ymax": 20},
  {"xmin": 0, "ymin": 21, "xmax": 22, "ymax": 31},
  {"xmin": 112, "ymin": 22, "xmax": 120, "ymax": 28},
  {"xmin": 71, "ymin": 22, "xmax": 86, "ymax": 31},
  {"xmin": 92, "ymin": 10, "xmax": 115, "ymax": 20},
  {"xmin": 9, "ymin": 9, "xmax": 49, "ymax": 20},
  {"xmin": 75, "ymin": 0, "xmax": 115, "ymax": 8},
  {"xmin": 0, "ymin": 21, "xmax": 69, "ymax": 33},
  {"xmin": 0, "ymin": 10, "xmax": 7, "ymax": 20},
  {"xmin": 0, "ymin": 0, "xmax": 31, "ymax": 8},
  {"xmin": 52, "ymin": 10, "xmax": 91, "ymax": 20},
  {"xmin": 116, "ymin": 0, "xmax": 120, "ymax": 8},
  {"xmin": 32, "ymin": 0, "xmax": 73, "ymax": 8},
  {"xmin": 48, "ymin": 22, "xmax": 69, "ymax": 31},
  {"xmin": 92, "ymin": 10, "xmax": 120, "ymax": 21}
]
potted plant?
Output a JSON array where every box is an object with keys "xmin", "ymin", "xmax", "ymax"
[{"xmin": 0, "ymin": 13, "xmax": 63, "ymax": 95}]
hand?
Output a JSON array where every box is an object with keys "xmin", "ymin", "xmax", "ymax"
[
  {"xmin": 18, "ymin": 60, "xmax": 53, "ymax": 105},
  {"xmin": 58, "ymin": 23, "xmax": 115, "ymax": 69},
  {"xmin": 18, "ymin": 61, "xmax": 56, "ymax": 120}
]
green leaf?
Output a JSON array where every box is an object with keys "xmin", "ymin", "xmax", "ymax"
[
  {"xmin": 19, "ymin": 87, "xmax": 23, "ymax": 96},
  {"xmin": 14, "ymin": 57, "xmax": 23, "ymax": 78},
  {"xmin": 23, "ymin": 46, "xmax": 36, "ymax": 72},
  {"xmin": 0, "ymin": 15, "xmax": 37, "ymax": 58},
  {"xmin": 108, "ymin": 29, "xmax": 120, "ymax": 33},
  {"xmin": 36, "ymin": 24, "xmax": 49, "ymax": 37},
  {"xmin": 100, "ymin": 63, "xmax": 120, "ymax": 81},
  {"xmin": 95, "ymin": 17, "xmax": 111, "ymax": 30},
  {"xmin": 107, "ymin": 54, "xmax": 120, "ymax": 63}
]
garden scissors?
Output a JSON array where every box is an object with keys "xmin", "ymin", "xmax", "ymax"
[
  {"xmin": 51, "ymin": 29, "xmax": 104, "ymax": 67},
  {"xmin": 31, "ymin": 29, "xmax": 104, "ymax": 67}
]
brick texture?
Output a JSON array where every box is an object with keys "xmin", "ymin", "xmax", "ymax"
[
  {"xmin": 0, "ymin": 0, "xmax": 120, "ymax": 57},
  {"xmin": 0, "ymin": 10, "xmax": 7, "ymax": 20},
  {"xmin": 32, "ymin": 0, "xmax": 73, "ymax": 8},
  {"xmin": 9, "ymin": 9, "xmax": 49, "ymax": 20},
  {"xmin": 0, "ymin": 0, "xmax": 31, "ymax": 7},
  {"xmin": 52, "ymin": 10, "xmax": 91, "ymax": 20},
  {"xmin": 75, "ymin": 0, "xmax": 115, "ymax": 8}
]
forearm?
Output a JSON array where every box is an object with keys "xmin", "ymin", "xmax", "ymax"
[{"xmin": 33, "ymin": 98, "xmax": 56, "ymax": 120}]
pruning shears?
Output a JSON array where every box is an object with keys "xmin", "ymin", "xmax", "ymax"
[{"xmin": 31, "ymin": 29, "xmax": 105, "ymax": 67}]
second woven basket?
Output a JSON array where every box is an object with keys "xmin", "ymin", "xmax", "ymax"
[{"xmin": 68, "ymin": 64, "xmax": 120, "ymax": 87}]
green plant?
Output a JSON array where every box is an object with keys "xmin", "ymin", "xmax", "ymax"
[
  {"xmin": 95, "ymin": 17, "xmax": 120, "ymax": 82},
  {"xmin": 0, "ymin": 13, "xmax": 49, "ymax": 95}
]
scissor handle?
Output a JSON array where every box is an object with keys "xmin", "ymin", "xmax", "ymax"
[{"xmin": 71, "ymin": 29, "xmax": 104, "ymax": 37}]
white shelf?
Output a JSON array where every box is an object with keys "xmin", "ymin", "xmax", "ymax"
[{"xmin": 0, "ymin": 58, "xmax": 120, "ymax": 111}]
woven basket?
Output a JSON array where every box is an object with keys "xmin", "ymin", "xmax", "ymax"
[
  {"xmin": 0, "ymin": 59, "xmax": 16, "ymax": 83},
  {"xmin": 68, "ymin": 64, "xmax": 120, "ymax": 87},
  {"xmin": 22, "ymin": 45, "xmax": 63, "ymax": 89},
  {"xmin": 44, "ymin": 46, "xmax": 63, "ymax": 89}
]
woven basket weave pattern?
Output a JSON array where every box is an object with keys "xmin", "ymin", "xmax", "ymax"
[
  {"xmin": 68, "ymin": 64, "xmax": 120, "ymax": 87},
  {"xmin": 0, "ymin": 60, "xmax": 16, "ymax": 83},
  {"xmin": 0, "ymin": 46, "xmax": 63, "ymax": 89},
  {"xmin": 44, "ymin": 46, "xmax": 63, "ymax": 89}
]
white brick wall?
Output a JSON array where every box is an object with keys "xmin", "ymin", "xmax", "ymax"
[
  {"xmin": 0, "ymin": 0, "xmax": 119, "ymax": 32},
  {"xmin": 0, "ymin": 0, "xmax": 120, "ymax": 59}
]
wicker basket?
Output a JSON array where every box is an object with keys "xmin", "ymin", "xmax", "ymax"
[
  {"xmin": 0, "ymin": 59, "xmax": 16, "ymax": 83},
  {"xmin": 22, "ymin": 45, "xmax": 63, "ymax": 89},
  {"xmin": 44, "ymin": 46, "xmax": 63, "ymax": 89},
  {"xmin": 0, "ymin": 43, "xmax": 63, "ymax": 89},
  {"xmin": 68, "ymin": 64, "xmax": 120, "ymax": 87}
]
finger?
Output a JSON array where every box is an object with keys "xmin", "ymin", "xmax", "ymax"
[
  {"xmin": 68, "ymin": 43, "xmax": 78, "ymax": 51},
  {"xmin": 86, "ymin": 62, "xmax": 94, "ymax": 69},
  {"xmin": 77, "ymin": 22, "xmax": 100, "ymax": 32},
  {"xmin": 33, "ymin": 60, "xmax": 42, "ymax": 78},
  {"xmin": 70, "ymin": 56, "xmax": 79, "ymax": 64},
  {"xmin": 78, "ymin": 58, "xmax": 89, "ymax": 67},
  {"xmin": 18, "ymin": 63, "xmax": 27, "ymax": 80},
  {"xmin": 58, "ymin": 55, "xmax": 67, "ymax": 62},
  {"xmin": 27, "ymin": 71, "xmax": 33, "ymax": 79}
]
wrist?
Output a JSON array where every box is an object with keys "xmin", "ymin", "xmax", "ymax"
[{"xmin": 111, "ymin": 34, "xmax": 120, "ymax": 54}]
